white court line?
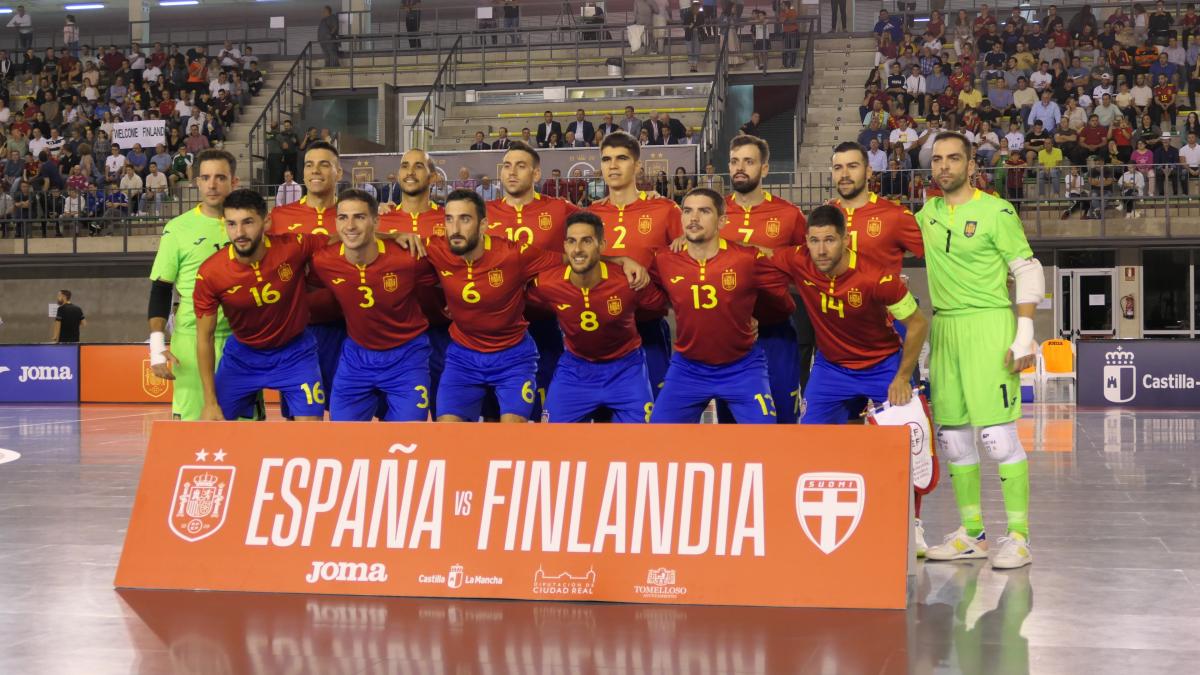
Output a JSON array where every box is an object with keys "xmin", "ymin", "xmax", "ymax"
[
  {"xmin": 0, "ymin": 410, "xmax": 167, "ymax": 431},
  {"xmin": 0, "ymin": 448, "xmax": 20, "ymax": 464}
]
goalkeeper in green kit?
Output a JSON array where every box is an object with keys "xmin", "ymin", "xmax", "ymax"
[{"xmin": 916, "ymin": 132, "xmax": 1043, "ymax": 570}]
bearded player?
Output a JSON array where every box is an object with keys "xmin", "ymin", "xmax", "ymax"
[
  {"xmin": 649, "ymin": 188, "xmax": 794, "ymax": 423},
  {"xmin": 528, "ymin": 211, "xmax": 667, "ymax": 423},
  {"xmin": 486, "ymin": 140, "xmax": 579, "ymax": 419},
  {"xmin": 147, "ymin": 149, "xmax": 239, "ymax": 420},
  {"xmin": 311, "ymin": 189, "xmax": 438, "ymax": 421},
  {"xmin": 588, "ymin": 131, "xmax": 682, "ymax": 394},
  {"xmin": 917, "ymin": 132, "xmax": 1042, "ymax": 570}
]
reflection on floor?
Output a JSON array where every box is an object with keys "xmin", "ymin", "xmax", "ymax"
[{"xmin": 0, "ymin": 404, "xmax": 1197, "ymax": 674}]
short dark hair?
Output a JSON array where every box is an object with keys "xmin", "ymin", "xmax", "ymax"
[
  {"xmin": 304, "ymin": 140, "xmax": 339, "ymax": 158},
  {"xmin": 445, "ymin": 188, "xmax": 486, "ymax": 221},
  {"xmin": 683, "ymin": 187, "xmax": 725, "ymax": 216},
  {"xmin": 806, "ymin": 204, "xmax": 846, "ymax": 234},
  {"xmin": 730, "ymin": 134, "xmax": 770, "ymax": 163},
  {"xmin": 565, "ymin": 210, "xmax": 604, "ymax": 239},
  {"xmin": 338, "ymin": 188, "xmax": 378, "ymax": 215},
  {"xmin": 195, "ymin": 148, "xmax": 236, "ymax": 175},
  {"xmin": 505, "ymin": 140, "xmax": 540, "ymax": 167},
  {"xmin": 59, "ymin": 289, "xmax": 71, "ymax": 300},
  {"xmin": 932, "ymin": 131, "xmax": 973, "ymax": 156},
  {"xmin": 831, "ymin": 141, "xmax": 868, "ymax": 164},
  {"xmin": 600, "ymin": 130, "xmax": 640, "ymax": 160},
  {"xmin": 222, "ymin": 188, "xmax": 267, "ymax": 218}
]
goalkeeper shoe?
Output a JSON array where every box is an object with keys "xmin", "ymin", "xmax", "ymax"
[
  {"xmin": 992, "ymin": 532, "xmax": 1033, "ymax": 569},
  {"xmin": 925, "ymin": 527, "xmax": 989, "ymax": 561},
  {"xmin": 915, "ymin": 519, "xmax": 928, "ymax": 558}
]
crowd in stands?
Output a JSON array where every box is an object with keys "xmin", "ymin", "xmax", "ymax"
[
  {"xmin": 469, "ymin": 107, "xmax": 700, "ymax": 150},
  {"xmin": 0, "ymin": 35, "xmax": 264, "ymax": 238},
  {"xmin": 866, "ymin": 2, "xmax": 1200, "ymax": 220}
]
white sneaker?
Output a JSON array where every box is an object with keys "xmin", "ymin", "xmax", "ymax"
[
  {"xmin": 915, "ymin": 519, "xmax": 928, "ymax": 558},
  {"xmin": 992, "ymin": 532, "xmax": 1032, "ymax": 569},
  {"xmin": 925, "ymin": 527, "xmax": 989, "ymax": 561}
]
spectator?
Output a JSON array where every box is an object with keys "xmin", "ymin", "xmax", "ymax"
[
  {"xmin": 453, "ymin": 166, "xmax": 477, "ymax": 192},
  {"xmin": 740, "ymin": 111, "xmax": 761, "ymax": 136},
  {"xmin": 873, "ymin": 9, "xmax": 903, "ymax": 45},
  {"xmin": 632, "ymin": 0, "xmax": 656, "ymax": 55},
  {"xmin": 403, "ymin": 0, "xmax": 422, "ymax": 49},
  {"xmin": 142, "ymin": 162, "xmax": 167, "ymax": 216},
  {"xmin": 476, "ymin": 174, "xmax": 501, "ymax": 201},
  {"xmin": 597, "ymin": 113, "xmax": 618, "ymax": 137},
  {"xmin": 1028, "ymin": 90, "xmax": 1062, "ymax": 132},
  {"xmin": 519, "ymin": 127, "xmax": 533, "ymax": 145},
  {"xmin": 104, "ymin": 143, "xmax": 126, "ymax": 185},
  {"xmin": 1155, "ymin": 133, "xmax": 1183, "ymax": 194},
  {"xmin": 546, "ymin": 130, "xmax": 563, "ymax": 149},
  {"xmin": 1118, "ymin": 165, "xmax": 1146, "ymax": 218},
  {"xmin": 492, "ymin": 127, "xmax": 511, "ymax": 150},
  {"xmin": 620, "ymin": 106, "xmax": 641, "ymax": 136},
  {"xmin": 61, "ymin": 186, "xmax": 83, "ymax": 233},
  {"xmin": 642, "ymin": 111, "xmax": 664, "ymax": 145},
  {"xmin": 1152, "ymin": 73, "xmax": 1179, "ymax": 131},
  {"xmin": 377, "ymin": 173, "xmax": 401, "ymax": 207},
  {"xmin": 541, "ymin": 168, "xmax": 565, "ymax": 198},
  {"xmin": 683, "ymin": 0, "xmax": 706, "ymax": 73},
  {"xmin": 537, "ymin": 111, "xmax": 561, "ymax": 148},
  {"xmin": 318, "ymin": 5, "xmax": 340, "ymax": 67},
  {"xmin": 670, "ymin": 166, "xmax": 694, "ymax": 204},
  {"xmin": 127, "ymin": 143, "xmax": 149, "ymax": 176},
  {"xmin": 567, "ymin": 109, "xmax": 594, "ymax": 145},
  {"xmin": 184, "ymin": 125, "xmax": 210, "ymax": 154},
  {"xmin": 697, "ymin": 163, "xmax": 724, "ymax": 192},
  {"xmin": 1131, "ymin": 138, "xmax": 1157, "ymax": 194},
  {"xmin": 565, "ymin": 130, "xmax": 588, "ymax": 148},
  {"xmin": 751, "ymin": 10, "xmax": 770, "ymax": 70},
  {"xmin": 429, "ymin": 172, "xmax": 450, "ymax": 205},
  {"xmin": 7, "ymin": 6, "xmax": 31, "ymax": 53},
  {"xmin": 470, "ymin": 131, "xmax": 491, "ymax": 151},
  {"xmin": 119, "ymin": 164, "xmax": 143, "ymax": 210}
]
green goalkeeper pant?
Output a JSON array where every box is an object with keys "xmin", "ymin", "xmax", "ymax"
[
  {"xmin": 168, "ymin": 331, "xmax": 229, "ymax": 420},
  {"xmin": 929, "ymin": 309, "xmax": 1022, "ymax": 428}
]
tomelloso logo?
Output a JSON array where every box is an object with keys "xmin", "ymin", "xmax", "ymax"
[
  {"xmin": 795, "ymin": 472, "xmax": 866, "ymax": 555},
  {"xmin": 633, "ymin": 567, "xmax": 688, "ymax": 599},
  {"xmin": 1104, "ymin": 346, "xmax": 1136, "ymax": 403}
]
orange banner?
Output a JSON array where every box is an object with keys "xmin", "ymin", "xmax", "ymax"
[
  {"xmin": 80, "ymin": 345, "xmax": 174, "ymax": 403},
  {"xmin": 115, "ymin": 423, "xmax": 911, "ymax": 608}
]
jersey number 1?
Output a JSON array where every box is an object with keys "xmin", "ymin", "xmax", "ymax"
[{"xmin": 945, "ymin": 229, "xmax": 952, "ymax": 253}]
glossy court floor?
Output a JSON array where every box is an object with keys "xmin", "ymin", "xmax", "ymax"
[{"xmin": 0, "ymin": 402, "xmax": 1195, "ymax": 675}]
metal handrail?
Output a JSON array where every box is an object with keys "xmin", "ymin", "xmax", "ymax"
[
  {"xmin": 410, "ymin": 36, "xmax": 464, "ymax": 151},
  {"xmin": 699, "ymin": 20, "xmax": 733, "ymax": 168},
  {"xmin": 247, "ymin": 42, "xmax": 314, "ymax": 184},
  {"xmin": 794, "ymin": 18, "xmax": 817, "ymax": 182}
]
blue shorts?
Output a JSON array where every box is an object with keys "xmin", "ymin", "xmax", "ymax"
[
  {"xmin": 637, "ymin": 318, "xmax": 672, "ymax": 396},
  {"xmin": 544, "ymin": 349, "xmax": 654, "ymax": 423},
  {"xmin": 426, "ymin": 323, "xmax": 452, "ymax": 418},
  {"xmin": 281, "ymin": 320, "xmax": 345, "ymax": 417},
  {"xmin": 331, "ymin": 335, "xmax": 431, "ymax": 422},
  {"xmin": 528, "ymin": 317, "xmax": 563, "ymax": 420},
  {"xmin": 437, "ymin": 333, "xmax": 539, "ymax": 420},
  {"xmin": 718, "ymin": 319, "xmax": 800, "ymax": 425},
  {"xmin": 801, "ymin": 350, "xmax": 900, "ymax": 425},
  {"xmin": 216, "ymin": 330, "xmax": 324, "ymax": 420},
  {"xmin": 651, "ymin": 346, "xmax": 775, "ymax": 424}
]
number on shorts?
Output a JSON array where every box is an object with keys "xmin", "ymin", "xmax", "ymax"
[
  {"xmin": 754, "ymin": 393, "xmax": 777, "ymax": 416},
  {"xmin": 415, "ymin": 385, "xmax": 429, "ymax": 409},
  {"xmin": 301, "ymin": 381, "xmax": 326, "ymax": 405},
  {"xmin": 521, "ymin": 380, "xmax": 535, "ymax": 403},
  {"xmin": 1000, "ymin": 383, "xmax": 1009, "ymax": 408},
  {"xmin": 643, "ymin": 401, "xmax": 654, "ymax": 422}
]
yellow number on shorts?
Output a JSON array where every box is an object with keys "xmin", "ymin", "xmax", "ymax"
[
  {"xmin": 505, "ymin": 226, "xmax": 534, "ymax": 247},
  {"xmin": 415, "ymin": 385, "xmax": 429, "ymax": 409},
  {"xmin": 538, "ymin": 387, "xmax": 546, "ymax": 409},
  {"xmin": 580, "ymin": 310, "xmax": 599, "ymax": 331},
  {"xmin": 690, "ymin": 283, "xmax": 718, "ymax": 309},
  {"xmin": 643, "ymin": 401, "xmax": 654, "ymax": 422},
  {"xmin": 249, "ymin": 283, "xmax": 281, "ymax": 307},
  {"xmin": 301, "ymin": 382, "xmax": 326, "ymax": 405},
  {"xmin": 738, "ymin": 227, "xmax": 754, "ymax": 243},
  {"xmin": 790, "ymin": 389, "xmax": 800, "ymax": 415},
  {"xmin": 612, "ymin": 225, "xmax": 628, "ymax": 249},
  {"xmin": 462, "ymin": 281, "xmax": 481, "ymax": 303},
  {"xmin": 820, "ymin": 292, "xmax": 844, "ymax": 318},
  {"xmin": 754, "ymin": 393, "xmax": 777, "ymax": 416},
  {"xmin": 357, "ymin": 285, "xmax": 375, "ymax": 308},
  {"xmin": 521, "ymin": 380, "xmax": 535, "ymax": 403}
]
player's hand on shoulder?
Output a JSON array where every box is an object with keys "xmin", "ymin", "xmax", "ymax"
[
  {"xmin": 668, "ymin": 234, "xmax": 687, "ymax": 253},
  {"xmin": 387, "ymin": 231, "xmax": 427, "ymax": 258},
  {"xmin": 617, "ymin": 256, "xmax": 650, "ymax": 291}
]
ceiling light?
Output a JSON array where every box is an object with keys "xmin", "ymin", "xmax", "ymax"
[
  {"xmin": 65, "ymin": 4, "xmax": 106, "ymax": 9},
  {"xmin": 160, "ymin": 0, "xmax": 199, "ymax": 5}
]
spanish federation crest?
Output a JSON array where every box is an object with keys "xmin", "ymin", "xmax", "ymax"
[
  {"xmin": 795, "ymin": 472, "xmax": 866, "ymax": 555},
  {"xmin": 847, "ymin": 288, "xmax": 863, "ymax": 308},
  {"xmin": 433, "ymin": 224, "xmax": 446, "ymax": 236},
  {"xmin": 765, "ymin": 217, "xmax": 781, "ymax": 239},
  {"xmin": 488, "ymin": 268, "xmax": 504, "ymax": 287},
  {"xmin": 142, "ymin": 359, "xmax": 170, "ymax": 398},
  {"xmin": 607, "ymin": 295, "xmax": 623, "ymax": 316},
  {"xmin": 721, "ymin": 269, "xmax": 737, "ymax": 291},
  {"xmin": 169, "ymin": 462, "xmax": 235, "ymax": 542},
  {"xmin": 538, "ymin": 212, "xmax": 553, "ymax": 231},
  {"xmin": 277, "ymin": 263, "xmax": 294, "ymax": 282},
  {"xmin": 867, "ymin": 216, "xmax": 883, "ymax": 238},
  {"xmin": 383, "ymin": 273, "xmax": 399, "ymax": 292},
  {"xmin": 964, "ymin": 221, "xmax": 978, "ymax": 238},
  {"xmin": 638, "ymin": 213, "xmax": 653, "ymax": 234}
]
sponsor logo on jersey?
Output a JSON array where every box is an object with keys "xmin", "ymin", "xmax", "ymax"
[
  {"xmin": 607, "ymin": 295, "xmax": 623, "ymax": 316},
  {"xmin": 168, "ymin": 454, "xmax": 235, "ymax": 542},
  {"xmin": 867, "ymin": 216, "xmax": 883, "ymax": 237},
  {"xmin": 532, "ymin": 566, "xmax": 596, "ymax": 595},
  {"xmin": 765, "ymin": 217, "xmax": 781, "ymax": 238},
  {"xmin": 1104, "ymin": 346, "xmax": 1136, "ymax": 403},
  {"xmin": 331, "ymin": 278, "xmax": 346, "ymax": 285},
  {"xmin": 192, "ymin": 237, "xmax": 207, "ymax": 245},
  {"xmin": 721, "ymin": 269, "xmax": 737, "ymax": 291},
  {"xmin": 277, "ymin": 263, "xmax": 294, "ymax": 282},
  {"xmin": 556, "ymin": 303, "xmax": 572, "ymax": 311},
  {"xmin": 847, "ymin": 288, "xmax": 863, "ymax": 308},
  {"xmin": 382, "ymin": 273, "xmax": 399, "ymax": 292},
  {"xmin": 142, "ymin": 359, "xmax": 170, "ymax": 398},
  {"xmin": 488, "ymin": 269, "xmax": 504, "ymax": 287},
  {"xmin": 440, "ymin": 270, "xmax": 453, "ymax": 277},
  {"xmin": 638, "ymin": 214, "xmax": 653, "ymax": 234},
  {"xmin": 794, "ymin": 472, "xmax": 865, "ymax": 555},
  {"xmin": 538, "ymin": 212, "xmax": 553, "ymax": 231},
  {"xmin": 669, "ymin": 276, "xmax": 685, "ymax": 284},
  {"xmin": 225, "ymin": 285, "xmax": 242, "ymax": 294},
  {"xmin": 288, "ymin": 223, "xmax": 303, "ymax": 231},
  {"xmin": 964, "ymin": 220, "xmax": 977, "ymax": 238}
]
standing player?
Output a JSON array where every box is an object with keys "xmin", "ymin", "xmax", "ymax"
[
  {"xmin": 649, "ymin": 188, "xmax": 795, "ymax": 423},
  {"xmin": 194, "ymin": 189, "xmax": 328, "ymax": 421},
  {"xmin": 528, "ymin": 211, "xmax": 667, "ymax": 423},
  {"xmin": 721, "ymin": 134, "xmax": 808, "ymax": 423},
  {"xmin": 485, "ymin": 141, "xmax": 579, "ymax": 418},
  {"xmin": 311, "ymin": 189, "xmax": 437, "ymax": 421},
  {"xmin": 267, "ymin": 140, "xmax": 345, "ymax": 416},
  {"xmin": 146, "ymin": 148, "xmax": 239, "ymax": 420},
  {"xmin": 588, "ymin": 131, "xmax": 682, "ymax": 394},
  {"xmin": 917, "ymin": 132, "xmax": 1042, "ymax": 569},
  {"xmin": 829, "ymin": 141, "xmax": 924, "ymax": 273},
  {"xmin": 379, "ymin": 148, "xmax": 451, "ymax": 417}
]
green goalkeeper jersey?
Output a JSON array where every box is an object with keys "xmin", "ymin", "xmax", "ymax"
[
  {"xmin": 915, "ymin": 189, "xmax": 1034, "ymax": 316},
  {"xmin": 149, "ymin": 204, "xmax": 231, "ymax": 336}
]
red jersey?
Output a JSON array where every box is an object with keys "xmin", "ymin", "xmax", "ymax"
[
  {"xmin": 589, "ymin": 192, "xmax": 683, "ymax": 266},
  {"xmin": 1155, "ymin": 84, "xmax": 1177, "ymax": 106},
  {"xmin": 309, "ymin": 239, "xmax": 438, "ymax": 350},
  {"xmin": 721, "ymin": 191, "xmax": 808, "ymax": 325},
  {"xmin": 527, "ymin": 262, "xmax": 668, "ymax": 362},
  {"xmin": 651, "ymin": 239, "xmax": 794, "ymax": 365},
  {"xmin": 832, "ymin": 192, "xmax": 924, "ymax": 273},
  {"xmin": 194, "ymin": 233, "xmax": 325, "ymax": 349},
  {"xmin": 380, "ymin": 202, "xmax": 452, "ymax": 328},
  {"xmin": 267, "ymin": 196, "xmax": 341, "ymax": 324},
  {"xmin": 486, "ymin": 193, "xmax": 578, "ymax": 252},
  {"xmin": 767, "ymin": 247, "xmax": 909, "ymax": 369},
  {"xmin": 425, "ymin": 234, "xmax": 563, "ymax": 352}
]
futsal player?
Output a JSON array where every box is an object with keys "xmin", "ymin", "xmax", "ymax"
[
  {"xmin": 310, "ymin": 189, "xmax": 437, "ymax": 421},
  {"xmin": 146, "ymin": 149, "xmax": 240, "ymax": 420},
  {"xmin": 649, "ymin": 188, "xmax": 794, "ymax": 424},
  {"xmin": 588, "ymin": 131, "xmax": 683, "ymax": 394},
  {"xmin": 917, "ymin": 132, "xmax": 1042, "ymax": 569},
  {"xmin": 528, "ymin": 211, "xmax": 667, "ymax": 423},
  {"xmin": 828, "ymin": 141, "xmax": 925, "ymax": 273}
]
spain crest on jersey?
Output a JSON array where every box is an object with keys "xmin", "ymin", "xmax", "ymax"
[
  {"xmin": 169, "ymin": 462, "xmax": 235, "ymax": 542},
  {"xmin": 765, "ymin": 217, "xmax": 781, "ymax": 238},
  {"xmin": 142, "ymin": 359, "xmax": 170, "ymax": 398},
  {"xmin": 488, "ymin": 268, "xmax": 504, "ymax": 287},
  {"xmin": 721, "ymin": 269, "xmax": 737, "ymax": 291},
  {"xmin": 638, "ymin": 213, "xmax": 653, "ymax": 234},
  {"xmin": 433, "ymin": 224, "xmax": 446, "ymax": 236},
  {"xmin": 847, "ymin": 288, "xmax": 863, "ymax": 308},
  {"xmin": 607, "ymin": 295, "xmax": 623, "ymax": 316},
  {"xmin": 538, "ymin": 212, "xmax": 553, "ymax": 231},
  {"xmin": 277, "ymin": 263, "xmax": 294, "ymax": 282},
  {"xmin": 964, "ymin": 221, "xmax": 977, "ymax": 238},
  {"xmin": 867, "ymin": 216, "xmax": 883, "ymax": 237},
  {"xmin": 383, "ymin": 273, "xmax": 399, "ymax": 292}
]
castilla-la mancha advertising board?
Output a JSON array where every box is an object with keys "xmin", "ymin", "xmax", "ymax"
[{"xmin": 116, "ymin": 423, "xmax": 910, "ymax": 609}]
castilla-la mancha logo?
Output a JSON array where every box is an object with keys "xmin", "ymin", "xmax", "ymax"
[
  {"xmin": 1104, "ymin": 345, "xmax": 1136, "ymax": 403},
  {"xmin": 168, "ymin": 449, "xmax": 234, "ymax": 542},
  {"xmin": 794, "ymin": 472, "xmax": 865, "ymax": 555}
]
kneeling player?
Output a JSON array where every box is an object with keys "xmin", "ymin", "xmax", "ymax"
[
  {"xmin": 529, "ymin": 211, "xmax": 667, "ymax": 422},
  {"xmin": 195, "ymin": 189, "xmax": 328, "ymax": 421},
  {"xmin": 311, "ymin": 189, "xmax": 437, "ymax": 421}
]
